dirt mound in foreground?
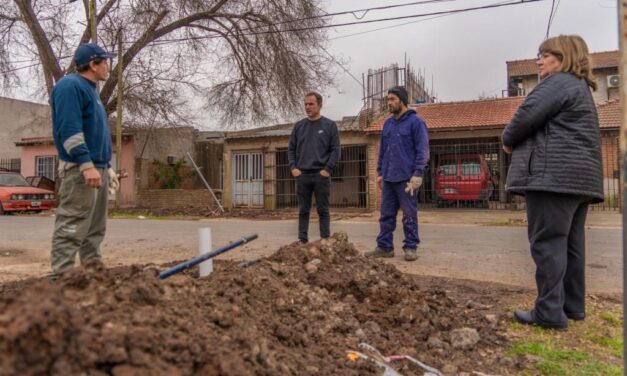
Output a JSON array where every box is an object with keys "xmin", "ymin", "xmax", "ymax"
[{"xmin": 0, "ymin": 233, "xmax": 516, "ymax": 375}]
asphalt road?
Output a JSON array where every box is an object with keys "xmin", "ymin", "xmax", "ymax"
[{"xmin": 0, "ymin": 214, "xmax": 621, "ymax": 293}]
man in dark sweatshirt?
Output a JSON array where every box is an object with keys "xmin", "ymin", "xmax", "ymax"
[
  {"xmin": 288, "ymin": 92, "xmax": 341, "ymax": 244},
  {"xmin": 49, "ymin": 43, "xmax": 118, "ymax": 276}
]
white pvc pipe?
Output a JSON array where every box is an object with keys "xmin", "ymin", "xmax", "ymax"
[{"xmin": 198, "ymin": 227, "xmax": 213, "ymax": 277}]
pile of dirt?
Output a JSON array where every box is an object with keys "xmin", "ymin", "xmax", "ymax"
[{"xmin": 0, "ymin": 233, "xmax": 519, "ymax": 376}]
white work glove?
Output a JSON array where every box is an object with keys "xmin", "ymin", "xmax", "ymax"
[
  {"xmin": 404, "ymin": 176, "xmax": 423, "ymax": 196},
  {"xmin": 108, "ymin": 167, "xmax": 120, "ymax": 195}
]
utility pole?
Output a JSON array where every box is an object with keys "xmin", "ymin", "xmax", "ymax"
[
  {"xmin": 618, "ymin": 0, "xmax": 626, "ymax": 365},
  {"xmin": 115, "ymin": 29, "xmax": 123, "ymax": 209}
]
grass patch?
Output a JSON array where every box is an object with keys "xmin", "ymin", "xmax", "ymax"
[
  {"xmin": 511, "ymin": 340, "xmax": 621, "ymax": 375},
  {"xmin": 584, "ymin": 334, "xmax": 623, "ymax": 358},
  {"xmin": 600, "ymin": 311, "xmax": 622, "ymax": 327},
  {"xmin": 511, "ymin": 341, "xmax": 587, "ymax": 362},
  {"xmin": 508, "ymin": 304, "xmax": 623, "ymax": 375},
  {"xmin": 482, "ymin": 218, "xmax": 527, "ymax": 227},
  {"xmin": 108, "ymin": 211, "xmax": 178, "ymax": 220}
]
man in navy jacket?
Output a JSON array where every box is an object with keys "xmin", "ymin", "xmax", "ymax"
[
  {"xmin": 50, "ymin": 43, "xmax": 118, "ymax": 276},
  {"xmin": 367, "ymin": 86, "xmax": 429, "ymax": 261}
]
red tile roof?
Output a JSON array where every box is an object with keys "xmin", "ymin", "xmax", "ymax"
[
  {"xmin": 365, "ymin": 97, "xmax": 620, "ymax": 133},
  {"xmin": 597, "ymin": 100, "xmax": 620, "ymax": 129},
  {"xmin": 364, "ymin": 97, "xmax": 525, "ymax": 132},
  {"xmin": 507, "ymin": 50, "xmax": 619, "ymax": 77}
]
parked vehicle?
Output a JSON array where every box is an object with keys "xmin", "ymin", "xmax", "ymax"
[
  {"xmin": 0, "ymin": 170, "xmax": 56, "ymax": 214},
  {"xmin": 434, "ymin": 154, "xmax": 493, "ymax": 207}
]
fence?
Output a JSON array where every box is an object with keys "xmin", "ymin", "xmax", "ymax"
[
  {"xmin": 0, "ymin": 158, "xmax": 20, "ymax": 172},
  {"xmin": 274, "ymin": 145, "xmax": 368, "ymax": 209},
  {"xmin": 418, "ymin": 134, "xmax": 621, "ymax": 211},
  {"xmin": 420, "ymin": 138, "xmax": 509, "ymax": 209}
]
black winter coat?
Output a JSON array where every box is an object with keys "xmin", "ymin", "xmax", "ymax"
[{"xmin": 502, "ymin": 72, "xmax": 603, "ymax": 203}]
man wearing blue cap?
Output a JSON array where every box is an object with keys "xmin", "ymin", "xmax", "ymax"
[
  {"xmin": 366, "ymin": 86, "xmax": 429, "ymax": 262},
  {"xmin": 50, "ymin": 43, "xmax": 118, "ymax": 276}
]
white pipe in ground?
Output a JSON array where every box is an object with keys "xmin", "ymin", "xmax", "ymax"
[{"xmin": 198, "ymin": 227, "xmax": 213, "ymax": 277}]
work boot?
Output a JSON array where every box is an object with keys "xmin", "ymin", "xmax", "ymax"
[
  {"xmin": 403, "ymin": 248, "xmax": 418, "ymax": 261},
  {"xmin": 365, "ymin": 247, "xmax": 394, "ymax": 258}
]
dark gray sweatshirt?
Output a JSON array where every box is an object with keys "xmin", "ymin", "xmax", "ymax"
[{"xmin": 288, "ymin": 116, "xmax": 341, "ymax": 174}]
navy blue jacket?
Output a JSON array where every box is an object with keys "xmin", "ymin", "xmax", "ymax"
[
  {"xmin": 50, "ymin": 73, "xmax": 112, "ymax": 169},
  {"xmin": 377, "ymin": 109, "xmax": 430, "ymax": 182}
]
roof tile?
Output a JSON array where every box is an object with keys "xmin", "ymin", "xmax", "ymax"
[{"xmin": 365, "ymin": 97, "xmax": 620, "ymax": 132}]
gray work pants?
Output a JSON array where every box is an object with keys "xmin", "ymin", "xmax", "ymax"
[{"xmin": 51, "ymin": 166, "xmax": 109, "ymax": 274}]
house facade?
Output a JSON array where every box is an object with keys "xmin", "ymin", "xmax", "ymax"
[
  {"xmin": 366, "ymin": 97, "xmax": 620, "ymax": 210},
  {"xmin": 506, "ymin": 50, "xmax": 619, "ymax": 103},
  {"xmin": 0, "ymin": 97, "xmax": 51, "ymax": 172},
  {"xmin": 222, "ymin": 117, "xmax": 373, "ymax": 210},
  {"xmin": 16, "ymin": 135, "xmax": 137, "ymax": 206}
]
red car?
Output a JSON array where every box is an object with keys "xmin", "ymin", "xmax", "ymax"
[
  {"xmin": 0, "ymin": 170, "xmax": 57, "ymax": 214},
  {"xmin": 435, "ymin": 154, "xmax": 493, "ymax": 207}
]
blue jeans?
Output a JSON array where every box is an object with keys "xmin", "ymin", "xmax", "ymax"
[{"xmin": 376, "ymin": 180, "xmax": 419, "ymax": 250}]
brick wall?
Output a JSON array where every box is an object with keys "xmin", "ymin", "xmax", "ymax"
[
  {"xmin": 601, "ymin": 132, "xmax": 619, "ymax": 179},
  {"xmin": 367, "ymin": 135, "xmax": 380, "ymax": 210},
  {"xmin": 136, "ymin": 189, "xmax": 221, "ymax": 209}
]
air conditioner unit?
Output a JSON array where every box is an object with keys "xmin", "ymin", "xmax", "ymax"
[{"xmin": 607, "ymin": 74, "xmax": 620, "ymax": 89}]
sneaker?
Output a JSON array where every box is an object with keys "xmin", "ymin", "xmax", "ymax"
[
  {"xmin": 298, "ymin": 240, "xmax": 308, "ymax": 245},
  {"xmin": 365, "ymin": 247, "xmax": 394, "ymax": 258},
  {"xmin": 403, "ymin": 248, "xmax": 418, "ymax": 261}
]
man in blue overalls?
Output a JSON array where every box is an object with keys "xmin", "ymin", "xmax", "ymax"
[{"xmin": 366, "ymin": 86, "xmax": 429, "ymax": 261}]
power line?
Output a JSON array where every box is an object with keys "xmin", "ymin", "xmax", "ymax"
[
  {"xmin": 146, "ymin": 0, "xmax": 542, "ymax": 47},
  {"xmin": 545, "ymin": 0, "xmax": 556, "ymax": 39},
  {"xmin": 0, "ymin": 0, "xmax": 458, "ymax": 67},
  {"xmin": 254, "ymin": 0, "xmax": 457, "ymax": 27},
  {"xmin": 330, "ymin": 10, "xmax": 456, "ymax": 40},
  {"xmin": 1, "ymin": 0, "xmax": 544, "ymax": 74},
  {"xmin": 547, "ymin": 0, "xmax": 561, "ymax": 37}
]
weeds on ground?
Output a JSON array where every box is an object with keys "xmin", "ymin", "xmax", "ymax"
[
  {"xmin": 108, "ymin": 211, "xmax": 181, "ymax": 220},
  {"xmin": 508, "ymin": 304, "xmax": 623, "ymax": 376},
  {"xmin": 482, "ymin": 218, "xmax": 527, "ymax": 227}
]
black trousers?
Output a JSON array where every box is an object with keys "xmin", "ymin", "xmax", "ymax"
[
  {"xmin": 296, "ymin": 173, "xmax": 331, "ymax": 242},
  {"xmin": 525, "ymin": 191, "xmax": 589, "ymax": 326}
]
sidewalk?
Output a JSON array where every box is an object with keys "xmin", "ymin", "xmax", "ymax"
[{"xmin": 342, "ymin": 209, "xmax": 621, "ymax": 228}]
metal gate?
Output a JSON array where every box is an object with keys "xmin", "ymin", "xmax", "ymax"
[
  {"xmin": 233, "ymin": 152, "xmax": 264, "ymax": 207},
  {"xmin": 274, "ymin": 145, "xmax": 368, "ymax": 209}
]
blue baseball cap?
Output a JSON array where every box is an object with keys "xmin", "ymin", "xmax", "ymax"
[{"xmin": 74, "ymin": 43, "xmax": 116, "ymax": 66}]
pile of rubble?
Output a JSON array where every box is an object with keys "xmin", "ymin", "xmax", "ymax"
[{"xmin": 0, "ymin": 232, "xmax": 519, "ymax": 375}]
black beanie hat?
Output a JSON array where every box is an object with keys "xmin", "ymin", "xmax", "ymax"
[{"xmin": 388, "ymin": 86, "xmax": 408, "ymax": 105}]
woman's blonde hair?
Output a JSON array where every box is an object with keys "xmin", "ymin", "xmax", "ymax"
[{"xmin": 538, "ymin": 35, "xmax": 597, "ymax": 91}]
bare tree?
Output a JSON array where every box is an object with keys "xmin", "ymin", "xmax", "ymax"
[{"xmin": 0, "ymin": 0, "xmax": 335, "ymax": 127}]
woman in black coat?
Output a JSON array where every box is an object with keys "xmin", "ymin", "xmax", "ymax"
[{"xmin": 502, "ymin": 35, "xmax": 603, "ymax": 331}]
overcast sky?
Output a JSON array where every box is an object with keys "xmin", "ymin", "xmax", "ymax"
[
  {"xmin": 4, "ymin": 0, "xmax": 619, "ymax": 129},
  {"xmin": 318, "ymin": 0, "xmax": 619, "ymax": 121}
]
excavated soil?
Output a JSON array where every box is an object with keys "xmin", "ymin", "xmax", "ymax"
[{"xmin": 0, "ymin": 233, "xmax": 522, "ymax": 376}]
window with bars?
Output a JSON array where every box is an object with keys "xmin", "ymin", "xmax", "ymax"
[{"xmin": 36, "ymin": 156, "xmax": 57, "ymax": 181}]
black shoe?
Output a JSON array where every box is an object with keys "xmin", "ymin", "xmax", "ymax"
[
  {"xmin": 514, "ymin": 309, "xmax": 568, "ymax": 331},
  {"xmin": 565, "ymin": 311, "xmax": 585, "ymax": 321},
  {"xmin": 298, "ymin": 240, "xmax": 308, "ymax": 245}
]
